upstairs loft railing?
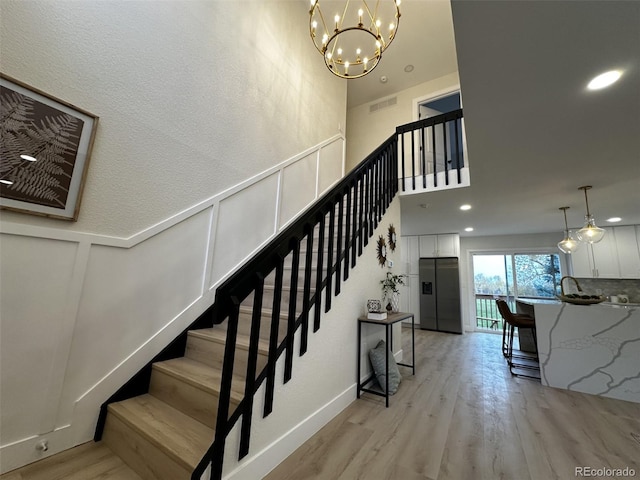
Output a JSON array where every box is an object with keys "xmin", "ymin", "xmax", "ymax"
[
  {"xmin": 396, "ymin": 108, "xmax": 465, "ymax": 193},
  {"xmin": 193, "ymin": 108, "xmax": 465, "ymax": 480}
]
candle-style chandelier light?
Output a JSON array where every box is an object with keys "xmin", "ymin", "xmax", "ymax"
[{"xmin": 309, "ymin": 0, "xmax": 401, "ymax": 79}]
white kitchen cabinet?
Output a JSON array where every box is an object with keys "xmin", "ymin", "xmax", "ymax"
[
  {"xmin": 570, "ymin": 243, "xmax": 594, "ymax": 278},
  {"xmin": 590, "ymin": 233, "xmax": 618, "ymax": 278},
  {"xmin": 419, "ymin": 235, "xmax": 438, "ymax": 257},
  {"xmin": 406, "ymin": 236, "xmax": 420, "ymax": 274},
  {"xmin": 614, "ymin": 225, "xmax": 640, "ymax": 278},
  {"xmin": 570, "ymin": 226, "xmax": 640, "ymax": 279},
  {"xmin": 418, "ymin": 234, "xmax": 459, "ymax": 258},
  {"xmin": 436, "ymin": 234, "xmax": 460, "ymax": 257}
]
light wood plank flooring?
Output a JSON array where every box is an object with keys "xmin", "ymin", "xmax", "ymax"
[
  {"xmin": 265, "ymin": 329, "xmax": 640, "ymax": 480},
  {"xmin": 4, "ymin": 330, "xmax": 639, "ymax": 480}
]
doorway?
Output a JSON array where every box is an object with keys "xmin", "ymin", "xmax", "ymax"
[
  {"xmin": 416, "ymin": 91, "xmax": 464, "ymax": 174},
  {"xmin": 472, "ymin": 252, "xmax": 562, "ymax": 331}
]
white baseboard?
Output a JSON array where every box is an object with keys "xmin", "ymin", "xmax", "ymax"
[{"xmin": 223, "ymin": 385, "xmax": 356, "ymax": 480}]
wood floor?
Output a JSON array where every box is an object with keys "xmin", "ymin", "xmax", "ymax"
[
  {"xmin": 265, "ymin": 328, "xmax": 640, "ymax": 480},
  {"xmin": 4, "ymin": 329, "xmax": 640, "ymax": 480}
]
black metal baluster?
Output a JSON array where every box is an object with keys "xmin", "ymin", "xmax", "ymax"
[
  {"xmin": 454, "ymin": 117, "xmax": 461, "ymax": 184},
  {"xmin": 421, "ymin": 126, "xmax": 426, "ymax": 188},
  {"xmin": 324, "ymin": 205, "xmax": 335, "ymax": 313},
  {"xmin": 410, "ymin": 129, "xmax": 416, "ymax": 191},
  {"xmin": 431, "ymin": 124, "xmax": 437, "ymax": 188},
  {"xmin": 313, "ymin": 213, "xmax": 325, "ymax": 332},
  {"xmin": 443, "ymin": 120, "xmax": 449, "ymax": 185},
  {"xmin": 210, "ymin": 296, "xmax": 240, "ymax": 480},
  {"xmin": 335, "ymin": 194, "xmax": 344, "ymax": 296},
  {"xmin": 299, "ymin": 226, "xmax": 314, "ymax": 356},
  {"xmin": 284, "ymin": 239, "xmax": 300, "ymax": 383},
  {"xmin": 351, "ymin": 179, "xmax": 359, "ymax": 268},
  {"xmin": 373, "ymin": 158, "xmax": 380, "ymax": 227},
  {"xmin": 343, "ymin": 184, "xmax": 352, "ymax": 280},
  {"xmin": 263, "ymin": 259, "xmax": 284, "ymax": 417},
  {"xmin": 238, "ymin": 275, "xmax": 265, "ymax": 459},
  {"xmin": 357, "ymin": 175, "xmax": 364, "ymax": 256},
  {"xmin": 363, "ymin": 167, "xmax": 369, "ymax": 245},
  {"xmin": 400, "ymin": 132, "xmax": 406, "ymax": 191}
]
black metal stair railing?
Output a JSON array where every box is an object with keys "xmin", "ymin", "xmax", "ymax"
[
  {"xmin": 396, "ymin": 108, "xmax": 464, "ymax": 192},
  {"xmin": 192, "ymin": 134, "xmax": 398, "ymax": 480},
  {"xmin": 191, "ymin": 107, "xmax": 464, "ymax": 480}
]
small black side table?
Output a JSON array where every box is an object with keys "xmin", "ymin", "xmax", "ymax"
[{"xmin": 357, "ymin": 311, "xmax": 415, "ymax": 407}]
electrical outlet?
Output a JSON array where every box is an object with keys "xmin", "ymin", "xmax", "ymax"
[{"xmin": 387, "ymin": 260, "xmax": 394, "ymax": 268}]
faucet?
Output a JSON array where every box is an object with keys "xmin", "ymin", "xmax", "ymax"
[{"xmin": 560, "ymin": 276, "xmax": 582, "ymax": 296}]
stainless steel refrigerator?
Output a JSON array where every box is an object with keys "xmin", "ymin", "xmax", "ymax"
[{"xmin": 419, "ymin": 257, "xmax": 463, "ymax": 334}]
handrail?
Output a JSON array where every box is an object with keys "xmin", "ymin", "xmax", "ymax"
[
  {"xmin": 194, "ymin": 134, "xmax": 398, "ymax": 480},
  {"xmin": 193, "ymin": 108, "xmax": 465, "ymax": 480}
]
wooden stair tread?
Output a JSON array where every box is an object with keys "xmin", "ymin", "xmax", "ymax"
[
  {"xmin": 189, "ymin": 327, "xmax": 270, "ymax": 354},
  {"xmin": 152, "ymin": 357, "xmax": 245, "ymax": 401},
  {"xmin": 107, "ymin": 394, "xmax": 213, "ymax": 471}
]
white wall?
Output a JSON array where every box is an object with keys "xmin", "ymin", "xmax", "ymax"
[
  {"xmin": 221, "ymin": 197, "xmax": 404, "ymax": 480},
  {"xmin": 459, "ymin": 232, "xmax": 568, "ymax": 331},
  {"xmin": 0, "ymin": 0, "xmax": 349, "ymax": 473},
  {"xmin": 0, "ymin": 0, "xmax": 345, "ymax": 237},
  {"xmin": 345, "ymin": 72, "xmax": 460, "ymax": 171}
]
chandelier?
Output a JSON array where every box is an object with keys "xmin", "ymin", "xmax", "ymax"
[
  {"xmin": 309, "ymin": 0, "xmax": 401, "ymax": 79},
  {"xmin": 557, "ymin": 207, "xmax": 581, "ymax": 254},
  {"xmin": 576, "ymin": 185, "xmax": 606, "ymax": 244}
]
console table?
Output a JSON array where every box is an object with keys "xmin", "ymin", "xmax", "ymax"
[{"xmin": 357, "ymin": 311, "xmax": 415, "ymax": 407}]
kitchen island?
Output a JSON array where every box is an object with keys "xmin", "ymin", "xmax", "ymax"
[{"xmin": 517, "ymin": 299, "xmax": 640, "ymax": 404}]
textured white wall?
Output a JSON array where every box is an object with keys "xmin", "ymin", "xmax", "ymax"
[
  {"xmin": 0, "ymin": 0, "xmax": 345, "ymax": 237},
  {"xmin": 0, "ymin": 0, "xmax": 350, "ymax": 473},
  {"xmin": 345, "ymin": 72, "xmax": 460, "ymax": 171}
]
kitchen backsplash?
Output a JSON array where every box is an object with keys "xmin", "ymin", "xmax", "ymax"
[{"xmin": 575, "ymin": 278, "xmax": 640, "ymax": 303}]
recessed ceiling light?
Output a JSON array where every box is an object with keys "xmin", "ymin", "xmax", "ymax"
[
  {"xmin": 0, "ymin": 179, "xmax": 14, "ymax": 185},
  {"xmin": 606, "ymin": 217, "xmax": 622, "ymax": 223},
  {"xmin": 460, "ymin": 204, "xmax": 471, "ymax": 211},
  {"xmin": 465, "ymin": 227, "xmax": 474, "ymax": 232},
  {"xmin": 587, "ymin": 70, "xmax": 622, "ymax": 90},
  {"xmin": 404, "ymin": 64, "xmax": 414, "ymax": 73},
  {"xmin": 20, "ymin": 154, "xmax": 37, "ymax": 162}
]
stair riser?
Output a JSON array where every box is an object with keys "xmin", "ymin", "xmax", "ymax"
[
  {"xmin": 149, "ymin": 369, "xmax": 228, "ymax": 429},
  {"xmin": 103, "ymin": 414, "xmax": 191, "ymax": 480},
  {"xmin": 185, "ymin": 333, "xmax": 268, "ymax": 377},
  {"xmin": 244, "ymin": 288, "xmax": 307, "ymax": 314}
]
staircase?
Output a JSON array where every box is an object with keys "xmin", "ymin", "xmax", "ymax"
[{"xmin": 4, "ymin": 110, "xmax": 466, "ymax": 480}]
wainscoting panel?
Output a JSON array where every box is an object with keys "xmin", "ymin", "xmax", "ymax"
[
  {"xmin": 278, "ymin": 151, "xmax": 318, "ymax": 229},
  {"xmin": 0, "ymin": 235, "xmax": 79, "ymax": 443},
  {"xmin": 0, "ymin": 134, "xmax": 344, "ymax": 473},
  {"xmin": 209, "ymin": 172, "xmax": 280, "ymax": 287},
  {"xmin": 317, "ymin": 138, "xmax": 344, "ymax": 195},
  {"xmin": 58, "ymin": 209, "xmax": 211, "ymax": 426}
]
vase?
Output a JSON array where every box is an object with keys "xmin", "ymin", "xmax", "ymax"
[{"xmin": 384, "ymin": 292, "xmax": 400, "ymax": 313}]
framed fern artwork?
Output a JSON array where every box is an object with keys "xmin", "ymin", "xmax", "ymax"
[{"xmin": 0, "ymin": 74, "xmax": 98, "ymax": 220}]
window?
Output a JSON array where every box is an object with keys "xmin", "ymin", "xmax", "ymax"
[{"xmin": 473, "ymin": 252, "xmax": 561, "ymax": 330}]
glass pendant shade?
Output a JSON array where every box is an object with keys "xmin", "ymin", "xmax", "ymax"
[
  {"xmin": 576, "ymin": 215, "xmax": 606, "ymax": 243},
  {"xmin": 576, "ymin": 186, "xmax": 606, "ymax": 244},
  {"xmin": 557, "ymin": 207, "xmax": 581, "ymax": 254},
  {"xmin": 558, "ymin": 231, "xmax": 580, "ymax": 254}
]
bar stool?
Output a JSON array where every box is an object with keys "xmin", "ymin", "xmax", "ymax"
[{"xmin": 496, "ymin": 300, "xmax": 540, "ymax": 378}]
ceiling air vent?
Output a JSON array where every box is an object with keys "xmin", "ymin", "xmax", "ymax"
[{"xmin": 369, "ymin": 96, "xmax": 397, "ymax": 113}]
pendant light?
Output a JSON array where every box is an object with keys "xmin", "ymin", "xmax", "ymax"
[
  {"xmin": 576, "ymin": 185, "xmax": 605, "ymax": 244},
  {"xmin": 557, "ymin": 207, "xmax": 581, "ymax": 254}
]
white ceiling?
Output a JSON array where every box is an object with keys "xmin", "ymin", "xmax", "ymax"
[{"xmin": 346, "ymin": 0, "xmax": 640, "ymax": 239}]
